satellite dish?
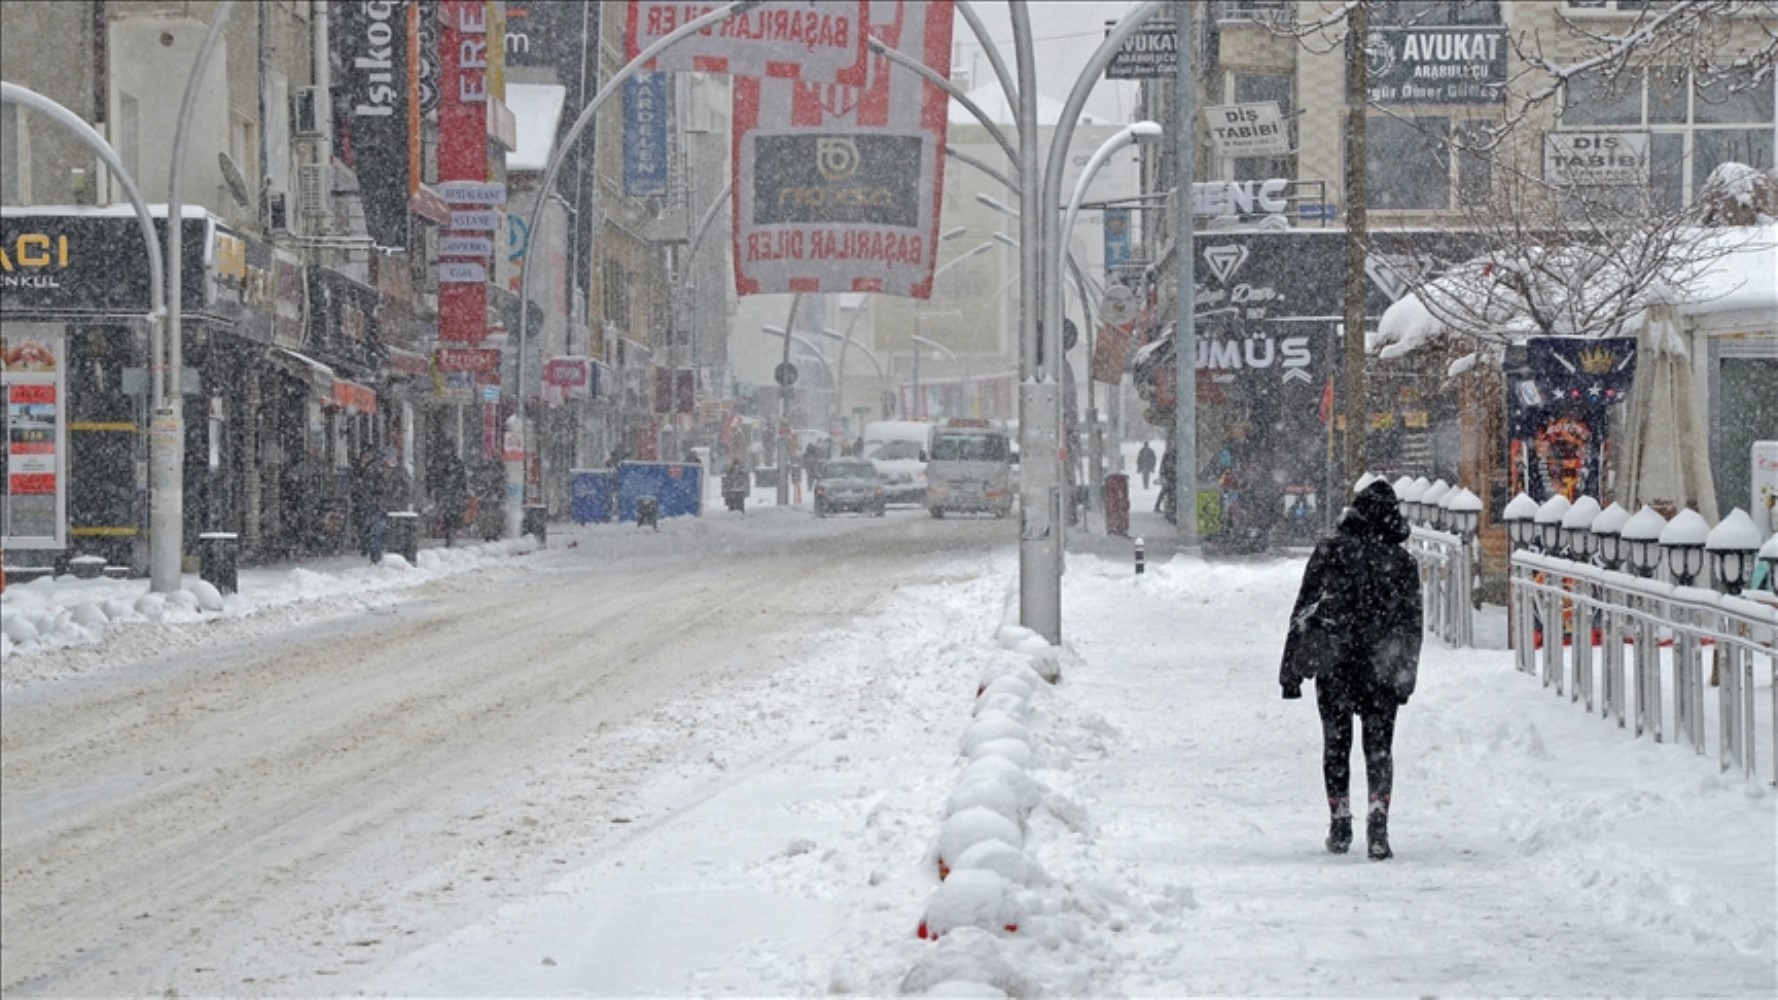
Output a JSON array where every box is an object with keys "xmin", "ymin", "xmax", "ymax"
[{"xmin": 218, "ymin": 152, "xmax": 251, "ymax": 208}]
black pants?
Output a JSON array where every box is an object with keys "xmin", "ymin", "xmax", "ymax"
[{"xmin": 1316, "ymin": 683, "xmax": 1398, "ymax": 805}]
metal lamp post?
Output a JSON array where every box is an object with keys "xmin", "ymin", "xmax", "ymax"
[{"xmin": 1622, "ymin": 505, "xmax": 1669, "ymax": 579}]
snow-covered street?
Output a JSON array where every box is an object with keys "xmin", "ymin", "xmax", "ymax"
[{"xmin": 3, "ymin": 498, "xmax": 1771, "ymax": 997}]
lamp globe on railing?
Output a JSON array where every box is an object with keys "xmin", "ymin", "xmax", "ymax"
[
  {"xmin": 1445, "ymin": 487, "xmax": 1483, "ymax": 540},
  {"xmin": 1658, "ymin": 508, "xmax": 1710, "ymax": 587},
  {"xmin": 1621, "ymin": 505, "xmax": 1668, "ymax": 578},
  {"xmin": 1704, "ymin": 508, "xmax": 1763, "ymax": 596},
  {"xmin": 1590, "ymin": 501, "xmax": 1631, "ymax": 572},
  {"xmin": 1560, "ymin": 495, "xmax": 1602, "ymax": 563},
  {"xmin": 1353, "ymin": 471, "xmax": 1382, "ymax": 499},
  {"xmin": 1422, "ymin": 479, "xmax": 1451, "ymax": 530},
  {"xmin": 1403, "ymin": 476, "xmax": 1431, "ymax": 524},
  {"xmin": 1503, "ymin": 492, "xmax": 1541, "ymax": 550},
  {"xmin": 1392, "ymin": 475, "xmax": 1416, "ymax": 521},
  {"xmin": 1757, "ymin": 533, "xmax": 1778, "ymax": 594},
  {"xmin": 1534, "ymin": 494, "xmax": 1572, "ymax": 555}
]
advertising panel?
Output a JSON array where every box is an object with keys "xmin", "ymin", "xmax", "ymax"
[
  {"xmin": 1102, "ymin": 207, "xmax": 1132, "ymax": 271},
  {"xmin": 1104, "ymin": 19, "xmax": 1177, "ymax": 81},
  {"xmin": 625, "ymin": 1, "xmax": 869, "ymax": 84},
  {"xmin": 1543, "ymin": 131, "xmax": 1651, "ymax": 187},
  {"xmin": 2, "ymin": 326, "xmax": 66, "ymax": 550},
  {"xmin": 623, "ymin": 71, "xmax": 671, "ymax": 197},
  {"xmin": 1505, "ymin": 337, "xmax": 1637, "ymax": 502},
  {"xmin": 437, "ymin": 0, "xmax": 492, "ymax": 345},
  {"xmin": 332, "ymin": 0, "xmax": 414, "ymax": 248},
  {"xmin": 1359, "ymin": 26, "xmax": 1508, "ymax": 105},
  {"xmin": 732, "ymin": 0, "xmax": 953, "ymax": 299}
]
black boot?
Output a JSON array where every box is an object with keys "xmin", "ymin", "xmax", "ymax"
[
  {"xmin": 1326, "ymin": 797, "xmax": 1352, "ymax": 854},
  {"xmin": 1366, "ymin": 794, "xmax": 1392, "ymax": 861}
]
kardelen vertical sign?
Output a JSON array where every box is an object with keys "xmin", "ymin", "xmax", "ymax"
[
  {"xmin": 623, "ymin": 71, "xmax": 670, "ymax": 197},
  {"xmin": 332, "ymin": 0, "xmax": 414, "ymax": 248},
  {"xmin": 626, "ymin": 1, "xmax": 870, "ymax": 83},
  {"xmin": 732, "ymin": 0, "xmax": 953, "ymax": 299},
  {"xmin": 437, "ymin": 0, "xmax": 490, "ymax": 346}
]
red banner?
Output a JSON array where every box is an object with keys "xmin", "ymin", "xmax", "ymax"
[
  {"xmin": 438, "ymin": 0, "xmax": 490, "ymax": 345},
  {"xmin": 732, "ymin": 0, "xmax": 952, "ymax": 299},
  {"xmin": 625, "ymin": 1, "xmax": 869, "ymax": 84}
]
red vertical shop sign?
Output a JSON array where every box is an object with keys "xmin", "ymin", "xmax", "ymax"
[{"xmin": 438, "ymin": 0, "xmax": 490, "ymax": 345}]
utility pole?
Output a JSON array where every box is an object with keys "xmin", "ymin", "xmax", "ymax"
[
  {"xmin": 1340, "ymin": 0, "xmax": 1371, "ymax": 491},
  {"xmin": 1172, "ymin": 0, "xmax": 1197, "ymax": 548}
]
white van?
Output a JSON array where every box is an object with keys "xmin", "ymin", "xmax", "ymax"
[
  {"xmin": 861, "ymin": 420, "xmax": 932, "ymax": 505},
  {"xmin": 925, "ymin": 418, "xmax": 1013, "ymax": 518}
]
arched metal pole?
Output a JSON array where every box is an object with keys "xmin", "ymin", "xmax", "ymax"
[
  {"xmin": 513, "ymin": 0, "xmax": 756, "ymax": 537},
  {"xmin": 672, "ymin": 178, "xmax": 733, "ymax": 370},
  {"xmin": 160, "ymin": 1, "xmax": 236, "ymax": 592},
  {"xmin": 867, "ymin": 36, "xmax": 1020, "ymax": 174},
  {"xmin": 955, "ymin": 1, "xmax": 1018, "ymax": 113},
  {"xmin": 1011, "ymin": 0, "xmax": 1056, "ymax": 642},
  {"xmin": 1, "ymin": 82, "xmax": 167, "ymax": 582}
]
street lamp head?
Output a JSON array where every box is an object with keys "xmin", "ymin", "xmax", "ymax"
[
  {"xmin": 1620, "ymin": 504, "xmax": 1669, "ymax": 577},
  {"xmin": 941, "ymin": 226, "xmax": 968, "ymax": 242},
  {"xmin": 1502, "ymin": 492, "xmax": 1540, "ymax": 548},
  {"xmin": 975, "ymin": 193, "xmax": 1016, "ymax": 216},
  {"xmin": 1704, "ymin": 508, "xmax": 1764, "ymax": 595},
  {"xmin": 1560, "ymin": 495, "xmax": 1602, "ymax": 560},
  {"xmin": 1658, "ymin": 508, "xmax": 1710, "ymax": 586},
  {"xmin": 1533, "ymin": 494, "xmax": 1571, "ymax": 553},
  {"xmin": 1590, "ymin": 501, "xmax": 1631, "ymax": 570},
  {"xmin": 1127, "ymin": 120, "xmax": 1164, "ymax": 141}
]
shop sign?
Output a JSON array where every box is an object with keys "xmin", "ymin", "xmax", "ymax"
[
  {"xmin": 2, "ymin": 325, "xmax": 67, "ymax": 550},
  {"xmin": 0, "ymin": 215, "xmax": 208, "ymax": 314},
  {"xmin": 1104, "ymin": 19, "xmax": 1176, "ymax": 81},
  {"xmin": 440, "ymin": 262, "xmax": 488, "ymax": 283},
  {"xmin": 438, "ymin": 180, "xmax": 507, "ymax": 205},
  {"xmin": 623, "ymin": 71, "xmax": 670, "ymax": 197},
  {"xmin": 332, "ymin": 0, "xmax": 414, "ymax": 248},
  {"xmin": 439, "ymin": 0, "xmax": 491, "ymax": 345},
  {"xmin": 1360, "ymin": 26, "xmax": 1508, "ymax": 105},
  {"xmin": 1103, "ymin": 207, "xmax": 1132, "ymax": 271},
  {"xmin": 1544, "ymin": 131, "xmax": 1650, "ymax": 187},
  {"xmin": 1192, "ymin": 179, "xmax": 1289, "ymax": 217},
  {"xmin": 440, "ymin": 236, "xmax": 492, "ymax": 257},
  {"xmin": 449, "ymin": 209, "xmax": 500, "ymax": 231},
  {"xmin": 1203, "ymin": 102, "xmax": 1288, "ymax": 157}
]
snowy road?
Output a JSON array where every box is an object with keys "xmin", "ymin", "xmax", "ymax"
[{"xmin": 0, "ymin": 515, "xmax": 1007, "ymax": 997}]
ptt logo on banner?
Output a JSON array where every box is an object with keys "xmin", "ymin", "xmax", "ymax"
[{"xmin": 816, "ymin": 137, "xmax": 861, "ymax": 181}]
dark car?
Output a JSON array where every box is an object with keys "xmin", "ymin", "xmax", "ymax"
[{"xmin": 813, "ymin": 459, "xmax": 887, "ymax": 517}]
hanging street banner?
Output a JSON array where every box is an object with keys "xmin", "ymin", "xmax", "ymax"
[
  {"xmin": 1358, "ymin": 26, "xmax": 1508, "ymax": 105},
  {"xmin": 1104, "ymin": 18, "xmax": 1177, "ymax": 81},
  {"xmin": 437, "ymin": 0, "xmax": 494, "ymax": 345},
  {"xmin": 732, "ymin": 0, "xmax": 953, "ymax": 299},
  {"xmin": 331, "ymin": 0, "xmax": 414, "ymax": 248},
  {"xmin": 623, "ymin": 71, "xmax": 671, "ymax": 197},
  {"xmin": 625, "ymin": 1, "xmax": 870, "ymax": 84}
]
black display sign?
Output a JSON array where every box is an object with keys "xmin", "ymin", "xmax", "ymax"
[
  {"xmin": 332, "ymin": 0, "xmax": 413, "ymax": 248},
  {"xmin": 1105, "ymin": 20, "xmax": 1178, "ymax": 81},
  {"xmin": 0, "ymin": 216, "xmax": 209, "ymax": 315},
  {"xmin": 751, "ymin": 133, "xmax": 923, "ymax": 228},
  {"xmin": 1358, "ymin": 26, "xmax": 1508, "ymax": 105}
]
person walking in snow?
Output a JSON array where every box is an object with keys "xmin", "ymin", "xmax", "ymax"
[
  {"xmin": 1136, "ymin": 440, "xmax": 1157, "ymax": 490},
  {"xmin": 1279, "ymin": 478, "xmax": 1423, "ymax": 860}
]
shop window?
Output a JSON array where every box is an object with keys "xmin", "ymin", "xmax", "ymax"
[{"xmin": 1362, "ymin": 115, "xmax": 1450, "ymax": 210}]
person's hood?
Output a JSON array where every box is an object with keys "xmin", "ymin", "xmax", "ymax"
[{"xmin": 1338, "ymin": 480, "xmax": 1410, "ymax": 545}]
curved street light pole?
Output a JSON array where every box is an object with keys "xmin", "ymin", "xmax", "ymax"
[
  {"xmin": 1, "ymin": 82, "xmax": 168, "ymax": 583},
  {"xmin": 513, "ymin": 0, "xmax": 756, "ymax": 537}
]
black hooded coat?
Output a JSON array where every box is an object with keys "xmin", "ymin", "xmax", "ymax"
[{"xmin": 1280, "ymin": 481, "xmax": 1424, "ymax": 706}]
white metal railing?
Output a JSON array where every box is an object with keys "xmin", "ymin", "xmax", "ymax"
[
  {"xmin": 1407, "ymin": 526, "xmax": 1475, "ymax": 648},
  {"xmin": 1509, "ymin": 550, "xmax": 1778, "ymax": 784}
]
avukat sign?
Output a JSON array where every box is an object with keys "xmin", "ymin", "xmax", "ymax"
[
  {"xmin": 625, "ymin": 1, "xmax": 869, "ymax": 84},
  {"xmin": 732, "ymin": 0, "xmax": 953, "ymax": 298}
]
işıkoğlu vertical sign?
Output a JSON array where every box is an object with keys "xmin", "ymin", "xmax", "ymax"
[
  {"xmin": 731, "ymin": 0, "xmax": 953, "ymax": 298},
  {"xmin": 332, "ymin": 0, "xmax": 414, "ymax": 248}
]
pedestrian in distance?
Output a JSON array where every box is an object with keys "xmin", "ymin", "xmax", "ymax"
[
  {"xmin": 1155, "ymin": 443, "xmax": 1177, "ymax": 522},
  {"xmin": 1136, "ymin": 440, "xmax": 1157, "ymax": 490},
  {"xmin": 1279, "ymin": 478, "xmax": 1423, "ymax": 861},
  {"xmin": 366, "ymin": 447, "xmax": 409, "ymax": 565},
  {"xmin": 433, "ymin": 450, "xmax": 469, "ymax": 548},
  {"xmin": 351, "ymin": 447, "xmax": 378, "ymax": 556}
]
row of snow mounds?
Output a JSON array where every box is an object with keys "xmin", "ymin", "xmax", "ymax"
[
  {"xmin": 903, "ymin": 587, "xmax": 1077, "ymax": 998},
  {"xmin": 0, "ymin": 578, "xmax": 229, "ymax": 655}
]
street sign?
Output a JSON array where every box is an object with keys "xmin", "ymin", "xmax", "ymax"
[
  {"xmin": 1105, "ymin": 19, "xmax": 1177, "ymax": 81},
  {"xmin": 1102, "ymin": 284, "xmax": 1139, "ymax": 325},
  {"xmin": 438, "ymin": 180, "xmax": 507, "ymax": 205},
  {"xmin": 774, "ymin": 362, "xmax": 799, "ymax": 387},
  {"xmin": 1203, "ymin": 102, "xmax": 1289, "ymax": 157}
]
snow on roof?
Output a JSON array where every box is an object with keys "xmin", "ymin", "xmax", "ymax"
[
  {"xmin": 1671, "ymin": 224, "xmax": 1777, "ymax": 318},
  {"xmin": 1, "ymin": 204, "xmax": 214, "ymax": 219},
  {"xmin": 505, "ymin": 83, "xmax": 567, "ymax": 173},
  {"xmin": 948, "ymin": 82, "xmax": 1107, "ymax": 126}
]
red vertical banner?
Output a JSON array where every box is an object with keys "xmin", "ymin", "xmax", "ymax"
[
  {"xmin": 731, "ymin": 0, "xmax": 953, "ymax": 299},
  {"xmin": 438, "ymin": 0, "xmax": 490, "ymax": 345}
]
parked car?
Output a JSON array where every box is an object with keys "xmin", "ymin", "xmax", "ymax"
[{"xmin": 812, "ymin": 459, "xmax": 887, "ymax": 517}]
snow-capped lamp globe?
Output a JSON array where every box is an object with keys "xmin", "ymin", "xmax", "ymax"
[
  {"xmin": 1502, "ymin": 492, "xmax": 1541, "ymax": 550},
  {"xmin": 1589, "ymin": 502, "xmax": 1632, "ymax": 572},
  {"xmin": 1704, "ymin": 508, "xmax": 1763, "ymax": 595},
  {"xmin": 1444, "ymin": 487, "xmax": 1483, "ymax": 540},
  {"xmin": 1621, "ymin": 505, "xmax": 1669, "ymax": 578},
  {"xmin": 1353, "ymin": 471, "xmax": 1382, "ymax": 496},
  {"xmin": 1658, "ymin": 508, "xmax": 1710, "ymax": 587},
  {"xmin": 1534, "ymin": 494, "xmax": 1572, "ymax": 554},
  {"xmin": 1392, "ymin": 475, "xmax": 1416, "ymax": 520},
  {"xmin": 1422, "ymin": 479, "xmax": 1451, "ymax": 530},
  {"xmin": 1560, "ymin": 495, "xmax": 1602, "ymax": 561},
  {"xmin": 1401, "ymin": 476, "xmax": 1431, "ymax": 524},
  {"xmin": 1758, "ymin": 533, "xmax": 1778, "ymax": 595}
]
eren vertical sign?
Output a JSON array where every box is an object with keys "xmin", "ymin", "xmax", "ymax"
[{"xmin": 438, "ymin": 0, "xmax": 489, "ymax": 346}]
